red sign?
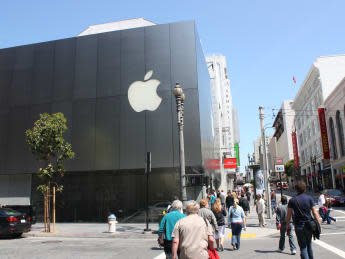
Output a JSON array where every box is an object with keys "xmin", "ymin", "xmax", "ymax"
[
  {"xmin": 224, "ymin": 158, "xmax": 237, "ymax": 169},
  {"xmin": 292, "ymin": 132, "xmax": 299, "ymax": 168},
  {"xmin": 205, "ymin": 159, "xmax": 220, "ymax": 170},
  {"xmin": 276, "ymin": 158, "xmax": 283, "ymax": 165},
  {"xmin": 318, "ymin": 108, "xmax": 330, "ymax": 160},
  {"xmin": 205, "ymin": 158, "xmax": 237, "ymax": 170}
]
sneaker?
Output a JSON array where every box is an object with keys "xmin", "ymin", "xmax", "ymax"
[
  {"xmin": 277, "ymin": 249, "xmax": 283, "ymax": 253},
  {"xmin": 291, "ymin": 250, "xmax": 297, "ymax": 255}
]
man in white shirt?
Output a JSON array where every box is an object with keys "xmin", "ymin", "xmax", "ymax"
[
  {"xmin": 256, "ymin": 194, "xmax": 266, "ymax": 227},
  {"xmin": 318, "ymin": 191, "xmax": 326, "ymax": 222},
  {"xmin": 220, "ymin": 190, "xmax": 226, "ymax": 207}
]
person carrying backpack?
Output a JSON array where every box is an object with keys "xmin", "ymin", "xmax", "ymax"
[
  {"xmin": 286, "ymin": 181, "xmax": 321, "ymax": 259},
  {"xmin": 239, "ymin": 193, "xmax": 250, "ymax": 216}
]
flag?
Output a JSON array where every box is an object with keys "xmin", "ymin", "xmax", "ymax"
[{"xmin": 293, "ymin": 76, "xmax": 296, "ymax": 84}]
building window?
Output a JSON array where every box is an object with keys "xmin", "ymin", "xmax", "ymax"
[
  {"xmin": 336, "ymin": 110, "xmax": 345, "ymax": 157},
  {"xmin": 329, "ymin": 117, "xmax": 338, "ymax": 159}
]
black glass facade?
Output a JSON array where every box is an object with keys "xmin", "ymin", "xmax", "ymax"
[{"xmin": 0, "ymin": 21, "xmax": 214, "ymax": 221}]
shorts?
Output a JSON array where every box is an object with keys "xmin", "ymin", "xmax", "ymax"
[{"xmin": 215, "ymin": 225, "xmax": 225, "ymax": 239}]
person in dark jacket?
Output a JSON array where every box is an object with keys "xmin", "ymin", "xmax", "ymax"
[
  {"xmin": 276, "ymin": 196, "xmax": 296, "ymax": 255},
  {"xmin": 239, "ymin": 193, "xmax": 250, "ymax": 216},
  {"xmin": 226, "ymin": 191, "xmax": 234, "ymax": 210},
  {"xmin": 286, "ymin": 181, "xmax": 321, "ymax": 259},
  {"xmin": 246, "ymin": 188, "xmax": 251, "ymax": 202},
  {"xmin": 212, "ymin": 198, "xmax": 227, "ymax": 251}
]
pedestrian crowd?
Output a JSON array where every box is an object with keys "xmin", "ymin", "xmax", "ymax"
[
  {"xmin": 158, "ymin": 188, "xmax": 250, "ymax": 259},
  {"xmin": 158, "ymin": 181, "xmax": 323, "ymax": 259}
]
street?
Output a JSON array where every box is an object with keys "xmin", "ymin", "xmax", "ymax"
[{"xmin": 1, "ymin": 206, "xmax": 345, "ymax": 259}]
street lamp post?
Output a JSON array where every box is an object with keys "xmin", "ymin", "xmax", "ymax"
[
  {"xmin": 259, "ymin": 107, "xmax": 272, "ymax": 219},
  {"xmin": 173, "ymin": 83, "xmax": 187, "ymax": 204},
  {"xmin": 310, "ymin": 156, "xmax": 316, "ymax": 192}
]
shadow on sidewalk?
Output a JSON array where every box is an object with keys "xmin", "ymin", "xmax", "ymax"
[{"xmin": 254, "ymin": 249, "xmax": 280, "ymax": 254}]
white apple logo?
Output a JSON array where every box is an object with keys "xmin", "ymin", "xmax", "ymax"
[{"xmin": 128, "ymin": 70, "xmax": 162, "ymax": 112}]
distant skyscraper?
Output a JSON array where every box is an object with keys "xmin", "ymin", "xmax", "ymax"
[{"xmin": 206, "ymin": 54, "xmax": 238, "ymax": 190}]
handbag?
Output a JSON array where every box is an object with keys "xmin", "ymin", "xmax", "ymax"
[
  {"xmin": 294, "ymin": 197, "xmax": 321, "ymax": 240},
  {"xmin": 202, "ymin": 218, "xmax": 220, "ymax": 259},
  {"xmin": 208, "ymin": 248, "xmax": 220, "ymax": 259}
]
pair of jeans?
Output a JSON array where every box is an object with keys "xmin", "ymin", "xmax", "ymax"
[
  {"xmin": 271, "ymin": 200, "xmax": 277, "ymax": 213},
  {"xmin": 326, "ymin": 209, "xmax": 336, "ymax": 224},
  {"xmin": 163, "ymin": 239, "xmax": 173, "ymax": 259},
  {"xmin": 319, "ymin": 208, "xmax": 326, "ymax": 222},
  {"xmin": 279, "ymin": 223, "xmax": 296, "ymax": 251},
  {"xmin": 231, "ymin": 223, "xmax": 242, "ymax": 249},
  {"xmin": 295, "ymin": 225, "xmax": 313, "ymax": 259}
]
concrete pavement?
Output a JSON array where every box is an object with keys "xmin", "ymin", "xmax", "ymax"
[{"xmin": 25, "ymin": 222, "xmax": 159, "ymax": 239}]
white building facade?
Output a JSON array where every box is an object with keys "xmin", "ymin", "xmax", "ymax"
[
  {"xmin": 293, "ymin": 55, "xmax": 345, "ymax": 190},
  {"xmin": 206, "ymin": 54, "xmax": 235, "ymax": 191},
  {"xmin": 325, "ymin": 77, "xmax": 345, "ymax": 190},
  {"xmin": 270, "ymin": 100, "xmax": 295, "ymax": 183}
]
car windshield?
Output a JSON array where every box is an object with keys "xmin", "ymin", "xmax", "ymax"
[
  {"xmin": 328, "ymin": 190, "xmax": 344, "ymax": 196},
  {"xmin": 0, "ymin": 208, "xmax": 21, "ymax": 216}
]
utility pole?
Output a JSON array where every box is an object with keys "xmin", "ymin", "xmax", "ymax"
[{"xmin": 259, "ymin": 106, "xmax": 272, "ymax": 219}]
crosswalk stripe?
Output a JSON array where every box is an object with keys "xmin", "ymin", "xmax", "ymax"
[
  {"xmin": 314, "ymin": 239, "xmax": 345, "ymax": 258},
  {"xmin": 334, "ymin": 210, "xmax": 345, "ymax": 215},
  {"xmin": 153, "ymin": 252, "xmax": 166, "ymax": 259}
]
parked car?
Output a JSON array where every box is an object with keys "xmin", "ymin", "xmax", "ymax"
[
  {"xmin": 0, "ymin": 208, "xmax": 31, "ymax": 237},
  {"xmin": 148, "ymin": 201, "xmax": 171, "ymax": 222},
  {"xmin": 4, "ymin": 205, "xmax": 36, "ymax": 225},
  {"xmin": 324, "ymin": 189, "xmax": 345, "ymax": 206}
]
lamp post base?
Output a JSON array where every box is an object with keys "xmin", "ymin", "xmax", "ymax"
[{"xmin": 143, "ymin": 228, "xmax": 152, "ymax": 234}]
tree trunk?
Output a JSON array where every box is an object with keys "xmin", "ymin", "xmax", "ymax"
[
  {"xmin": 48, "ymin": 186, "xmax": 51, "ymax": 232},
  {"xmin": 43, "ymin": 193, "xmax": 47, "ymax": 232}
]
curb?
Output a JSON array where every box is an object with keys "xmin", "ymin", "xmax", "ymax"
[{"xmin": 24, "ymin": 232, "xmax": 157, "ymax": 239}]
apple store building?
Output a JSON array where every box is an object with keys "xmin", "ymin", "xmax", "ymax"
[{"xmin": 0, "ymin": 20, "xmax": 215, "ymax": 221}]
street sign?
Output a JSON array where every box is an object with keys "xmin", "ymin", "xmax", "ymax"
[
  {"xmin": 275, "ymin": 164, "xmax": 284, "ymax": 172},
  {"xmin": 275, "ymin": 158, "xmax": 283, "ymax": 165},
  {"xmin": 224, "ymin": 158, "xmax": 237, "ymax": 169}
]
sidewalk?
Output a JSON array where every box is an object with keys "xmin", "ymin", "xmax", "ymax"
[
  {"xmin": 24, "ymin": 206, "xmax": 279, "ymax": 240},
  {"xmin": 24, "ymin": 222, "xmax": 159, "ymax": 239}
]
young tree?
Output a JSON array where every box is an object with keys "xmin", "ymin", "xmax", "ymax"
[
  {"xmin": 26, "ymin": 113, "xmax": 74, "ymax": 232},
  {"xmin": 285, "ymin": 159, "xmax": 294, "ymax": 177}
]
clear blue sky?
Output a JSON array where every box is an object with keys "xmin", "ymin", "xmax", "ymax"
[{"xmin": 1, "ymin": 0, "xmax": 345, "ymax": 172}]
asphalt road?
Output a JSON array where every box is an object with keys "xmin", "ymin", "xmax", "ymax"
[{"xmin": 1, "ymin": 206, "xmax": 344, "ymax": 258}]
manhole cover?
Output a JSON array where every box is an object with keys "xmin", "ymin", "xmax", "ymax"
[{"xmin": 42, "ymin": 240, "xmax": 63, "ymax": 244}]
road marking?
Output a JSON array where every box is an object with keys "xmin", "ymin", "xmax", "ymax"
[
  {"xmin": 314, "ymin": 239, "xmax": 345, "ymax": 258},
  {"xmin": 321, "ymin": 232, "xmax": 345, "ymax": 236},
  {"xmin": 334, "ymin": 216, "xmax": 345, "ymax": 219},
  {"xmin": 227, "ymin": 233, "xmax": 256, "ymax": 238},
  {"xmin": 334, "ymin": 210, "xmax": 345, "ymax": 215},
  {"xmin": 153, "ymin": 252, "xmax": 166, "ymax": 259}
]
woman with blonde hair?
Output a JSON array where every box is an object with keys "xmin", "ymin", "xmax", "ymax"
[
  {"xmin": 212, "ymin": 198, "xmax": 227, "ymax": 251},
  {"xmin": 228, "ymin": 198, "xmax": 246, "ymax": 250}
]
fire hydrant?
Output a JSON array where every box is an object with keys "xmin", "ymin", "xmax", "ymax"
[{"xmin": 108, "ymin": 214, "xmax": 117, "ymax": 233}]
